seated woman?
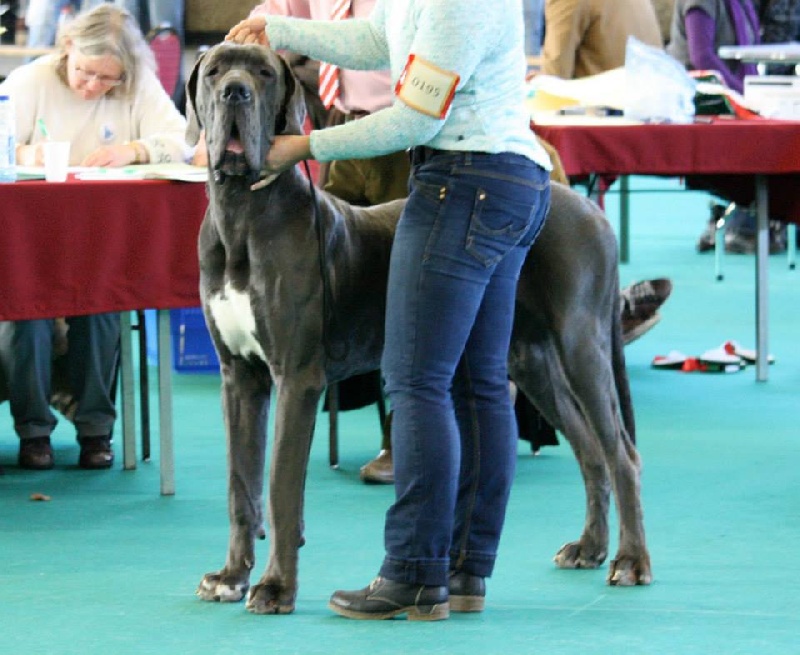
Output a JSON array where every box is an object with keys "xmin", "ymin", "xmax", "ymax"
[
  {"xmin": 668, "ymin": 1, "xmax": 792, "ymax": 254},
  {"xmin": 668, "ymin": 0, "xmax": 760, "ymax": 94},
  {"xmin": 0, "ymin": 2, "xmax": 191, "ymax": 470}
]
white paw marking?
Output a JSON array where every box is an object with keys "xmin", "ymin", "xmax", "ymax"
[
  {"xmin": 208, "ymin": 283, "xmax": 267, "ymax": 363},
  {"xmin": 217, "ymin": 582, "xmax": 248, "ymax": 601}
]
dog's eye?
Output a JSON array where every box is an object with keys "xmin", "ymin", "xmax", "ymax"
[
  {"xmin": 259, "ymin": 68, "xmax": 275, "ymax": 79},
  {"xmin": 206, "ymin": 66, "xmax": 219, "ymax": 77}
]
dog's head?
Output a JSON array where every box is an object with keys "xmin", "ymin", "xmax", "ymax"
[{"xmin": 185, "ymin": 42, "xmax": 307, "ymax": 182}]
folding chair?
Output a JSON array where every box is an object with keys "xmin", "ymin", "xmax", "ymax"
[{"xmin": 146, "ymin": 24, "xmax": 184, "ymax": 110}]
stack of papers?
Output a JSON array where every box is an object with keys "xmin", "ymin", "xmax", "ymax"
[
  {"xmin": 15, "ymin": 167, "xmax": 46, "ymax": 181},
  {"xmin": 14, "ymin": 163, "xmax": 207, "ymax": 183},
  {"xmin": 527, "ymin": 68, "xmax": 643, "ymax": 125},
  {"xmin": 76, "ymin": 163, "xmax": 207, "ymax": 182}
]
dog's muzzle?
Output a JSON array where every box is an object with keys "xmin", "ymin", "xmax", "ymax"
[
  {"xmin": 222, "ymin": 81, "xmax": 252, "ymax": 106},
  {"xmin": 212, "ymin": 80, "xmax": 261, "ymax": 182}
]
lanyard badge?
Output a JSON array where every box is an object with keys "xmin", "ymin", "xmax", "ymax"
[{"xmin": 394, "ymin": 54, "xmax": 460, "ymax": 119}]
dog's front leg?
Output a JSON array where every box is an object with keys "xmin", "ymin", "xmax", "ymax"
[
  {"xmin": 197, "ymin": 358, "xmax": 271, "ymax": 603},
  {"xmin": 245, "ymin": 370, "xmax": 324, "ymax": 615}
]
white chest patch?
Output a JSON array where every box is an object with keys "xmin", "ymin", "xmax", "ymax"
[{"xmin": 208, "ymin": 283, "xmax": 267, "ymax": 363}]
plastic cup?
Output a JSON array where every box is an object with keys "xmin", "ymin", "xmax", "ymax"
[{"xmin": 43, "ymin": 141, "xmax": 71, "ymax": 182}]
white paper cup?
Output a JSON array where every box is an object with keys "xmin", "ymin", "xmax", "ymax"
[{"xmin": 43, "ymin": 141, "xmax": 71, "ymax": 182}]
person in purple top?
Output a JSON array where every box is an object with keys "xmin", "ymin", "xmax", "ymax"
[
  {"xmin": 673, "ymin": 1, "xmax": 798, "ymax": 254},
  {"xmin": 668, "ymin": 0, "xmax": 760, "ymax": 93}
]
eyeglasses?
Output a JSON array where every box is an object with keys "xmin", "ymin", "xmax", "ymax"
[{"xmin": 74, "ymin": 65, "xmax": 124, "ymax": 87}]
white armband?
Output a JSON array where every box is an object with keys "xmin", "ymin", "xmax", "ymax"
[{"xmin": 394, "ymin": 54, "xmax": 460, "ymax": 119}]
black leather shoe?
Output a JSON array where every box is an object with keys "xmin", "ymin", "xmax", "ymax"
[
  {"xmin": 329, "ymin": 576, "xmax": 449, "ymax": 621},
  {"xmin": 448, "ymin": 571, "xmax": 486, "ymax": 612},
  {"xmin": 78, "ymin": 436, "xmax": 114, "ymax": 470},
  {"xmin": 19, "ymin": 437, "xmax": 54, "ymax": 470}
]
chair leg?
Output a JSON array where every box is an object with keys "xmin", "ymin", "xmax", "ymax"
[
  {"xmin": 136, "ymin": 310, "xmax": 151, "ymax": 461},
  {"xmin": 714, "ymin": 208, "xmax": 728, "ymax": 282},
  {"xmin": 328, "ymin": 382, "xmax": 339, "ymax": 469}
]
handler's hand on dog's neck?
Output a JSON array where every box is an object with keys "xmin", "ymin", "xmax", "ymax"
[
  {"xmin": 252, "ymin": 135, "xmax": 312, "ymax": 191},
  {"xmin": 226, "ymin": 16, "xmax": 270, "ymax": 47}
]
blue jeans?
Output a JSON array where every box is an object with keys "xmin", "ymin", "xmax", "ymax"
[
  {"xmin": 0, "ymin": 314, "xmax": 120, "ymax": 440},
  {"xmin": 379, "ymin": 149, "xmax": 550, "ymax": 586}
]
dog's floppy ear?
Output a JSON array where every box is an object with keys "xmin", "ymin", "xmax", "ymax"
[
  {"xmin": 275, "ymin": 55, "xmax": 307, "ymax": 136},
  {"xmin": 184, "ymin": 50, "xmax": 207, "ymax": 146}
]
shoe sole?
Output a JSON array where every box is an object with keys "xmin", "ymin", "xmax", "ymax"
[
  {"xmin": 623, "ymin": 313, "xmax": 661, "ymax": 346},
  {"xmin": 449, "ymin": 595, "xmax": 485, "ymax": 612},
  {"xmin": 18, "ymin": 461, "xmax": 54, "ymax": 471},
  {"xmin": 78, "ymin": 458, "xmax": 115, "ymax": 470},
  {"xmin": 328, "ymin": 600, "xmax": 450, "ymax": 621},
  {"xmin": 359, "ymin": 471, "xmax": 394, "ymax": 484}
]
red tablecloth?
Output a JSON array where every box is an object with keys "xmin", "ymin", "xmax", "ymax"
[
  {"xmin": 531, "ymin": 118, "xmax": 800, "ymax": 224},
  {"xmin": 0, "ymin": 176, "xmax": 208, "ymax": 321}
]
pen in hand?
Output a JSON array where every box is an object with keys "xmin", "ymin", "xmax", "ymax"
[{"xmin": 36, "ymin": 118, "xmax": 50, "ymax": 140}]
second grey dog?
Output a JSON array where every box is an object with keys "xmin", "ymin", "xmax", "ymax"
[{"xmin": 186, "ymin": 43, "xmax": 651, "ymax": 615}]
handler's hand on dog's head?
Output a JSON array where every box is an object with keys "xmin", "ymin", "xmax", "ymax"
[{"xmin": 226, "ymin": 17, "xmax": 270, "ymax": 46}]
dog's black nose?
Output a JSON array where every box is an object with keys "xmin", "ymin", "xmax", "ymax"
[{"xmin": 222, "ymin": 81, "xmax": 252, "ymax": 105}]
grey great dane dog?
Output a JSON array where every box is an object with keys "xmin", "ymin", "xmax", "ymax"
[{"xmin": 186, "ymin": 42, "xmax": 651, "ymax": 615}]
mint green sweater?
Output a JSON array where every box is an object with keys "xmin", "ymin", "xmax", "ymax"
[{"xmin": 268, "ymin": 0, "xmax": 550, "ymax": 169}]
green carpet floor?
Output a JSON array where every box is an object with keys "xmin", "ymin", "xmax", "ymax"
[{"xmin": 2, "ymin": 177, "xmax": 799, "ymax": 655}]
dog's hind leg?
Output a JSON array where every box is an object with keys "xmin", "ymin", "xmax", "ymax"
[
  {"xmin": 512, "ymin": 181, "xmax": 650, "ymax": 586},
  {"xmin": 197, "ymin": 358, "xmax": 272, "ymax": 603},
  {"xmin": 510, "ymin": 343, "xmax": 612, "ymax": 571},
  {"xmin": 545, "ymin": 332, "xmax": 651, "ymax": 586},
  {"xmin": 245, "ymin": 370, "xmax": 325, "ymax": 615}
]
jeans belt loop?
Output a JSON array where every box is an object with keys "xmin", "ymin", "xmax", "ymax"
[{"xmin": 415, "ymin": 146, "xmax": 438, "ymax": 164}]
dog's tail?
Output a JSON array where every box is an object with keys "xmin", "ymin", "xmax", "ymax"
[{"xmin": 611, "ymin": 275, "xmax": 636, "ymax": 445}]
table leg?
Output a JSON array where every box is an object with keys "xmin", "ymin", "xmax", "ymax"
[
  {"xmin": 755, "ymin": 175, "xmax": 769, "ymax": 382},
  {"xmin": 619, "ymin": 175, "xmax": 630, "ymax": 263},
  {"xmin": 157, "ymin": 309, "xmax": 175, "ymax": 495},
  {"xmin": 119, "ymin": 311, "xmax": 137, "ymax": 470}
]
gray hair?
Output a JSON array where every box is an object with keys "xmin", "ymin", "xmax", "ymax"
[{"xmin": 56, "ymin": 2, "xmax": 155, "ymax": 98}]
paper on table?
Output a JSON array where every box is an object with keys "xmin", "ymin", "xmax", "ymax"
[
  {"xmin": 15, "ymin": 166, "xmax": 46, "ymax": 180},
  {"xmin": 532, "ymin": 113, "xmax": 643, "ymax": 126},
  {"xmin": 527, "ymin": 69, "xmax": 628, "ymax": 109},
  {"xmin": 16, "ymin": 163, "xmax": 207, "ymax": 182},
  {"xmin": 526, "ymin": 68, "xmax": 633, "ymax": 125},
  {"xmin": 75, "ymin": 163, "xmax": 207, "ymax": 182},
  {"xmin": 138, "ymin": 163, "xmax": 208, "ymax": 182},
  {"xmin": 76, "ymin": 168, "xmax": 144, "ymax": 181},
  {"xmin": 15, "ymin": 166, "xmax": 94, "ymax": 180}
]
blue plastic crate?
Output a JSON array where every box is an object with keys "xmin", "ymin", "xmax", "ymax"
[
  {"xmin": 171, "ymin": 307, "xmax": 220, "ymax": 373},
  {"xmin": 143, "ymin": 307, "xmax": 220, "ymax": 374}
]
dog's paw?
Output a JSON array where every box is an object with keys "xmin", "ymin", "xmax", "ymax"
[
  {"xmin": 196, "ymin": 572, "xmax": 250, "ymax": 602},
  {"xmin": 553, "ymin": 540, "xmax": 607, "ymax": 570},
  {"xmin": 245, "ymin": 581, "xmax": 296, "ymax": 615},
  {"xmin": 607, "ymin": 554, "xmax": 653, "ymax": 586}
]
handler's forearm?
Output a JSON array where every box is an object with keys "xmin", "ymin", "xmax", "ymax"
[{"xmin": 266, "ymin": 15, "xmax": 389, "ymax": 70}]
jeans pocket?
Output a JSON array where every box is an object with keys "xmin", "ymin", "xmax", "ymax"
[{"xmin": 465, "ymin": 187, "xmax": 537, "ymax": 268}]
